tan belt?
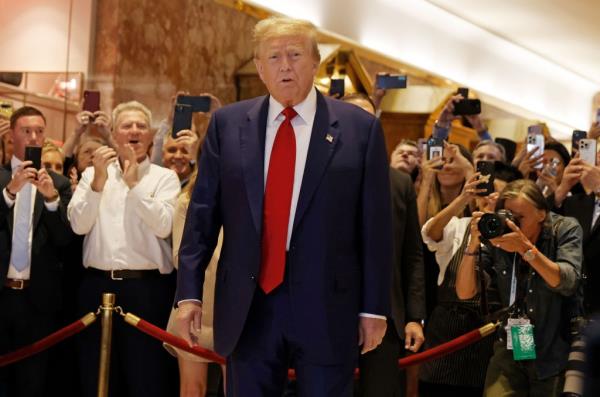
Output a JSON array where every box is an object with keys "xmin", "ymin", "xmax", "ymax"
[{"xmin": 4, "ymin": 278, "xmax": 30, "ymax": 290}]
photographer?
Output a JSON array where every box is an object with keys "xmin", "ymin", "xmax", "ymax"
[
  {"xmin": 456, "ymin": 179, "xmax": 583, "ymax": 397},
  {"xmin": 419, "ymin": 164, "xmax": 518, "ymax": 397}
]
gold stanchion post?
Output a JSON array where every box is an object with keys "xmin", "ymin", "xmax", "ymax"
[{"xmin": 97, "ymin": 293, "xmax": 115, "ymax": 397}]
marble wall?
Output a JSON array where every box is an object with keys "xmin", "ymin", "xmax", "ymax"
[{"xmin": 91, "ymin": 0, "xmax": 260, "ymax": 124}]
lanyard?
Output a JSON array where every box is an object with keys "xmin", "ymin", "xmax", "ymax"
[{"xmin": 509, "ymin": 253, "xmax": 517, "ymax": 306}]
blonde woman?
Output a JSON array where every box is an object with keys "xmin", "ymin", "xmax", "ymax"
[{"xmin": 165, "ymin": 169, "xmax": 224, "ymax": 397}]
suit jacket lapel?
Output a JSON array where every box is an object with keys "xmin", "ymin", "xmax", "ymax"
[
  {"xmin": 292, "ymin": 92, "xmax": 339, "ymax": 233},
  {"xmin": 240, "ymin": 96, "xmax": 269, "ymax": 235}
]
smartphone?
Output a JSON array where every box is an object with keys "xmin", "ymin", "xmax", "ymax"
[
  {"xmin": 476, "ymin": 161, "xmax": 495, "ymax": 197},
  {"xmin": 457, "ymin": 87, "xmax": 469, "ymax": 98},
  {"xmin": 427, "ymin": 137, "xmax": 444, "ymax": 170},
  {"xmin": 579, "ymin": 139, "xmax": 597, "ymax": 165},
  {"xmin": 572, "ymin": 130, "xmax": 587, "ymax": 156},
  {"xmin": 453, "ymin": 99, "xmax": 481, "ymax": 116},
  {"xmin": 25, "ymin": 146, "xmax": 42, "ymax": 171},
  {"xmin": 526, "ymin": 125, "xmax": 544, "ymax": 167},
  {"xmin": 83, "ymin": 90, "xmax": 100, "ymax": 113},
  {"xmin": 329, "ymin": 78, "xmax": 345, "ymax": 98},
  {"xmin": 172, "ymin": 104, "xmax": 193, "ymax": 139},
  {"xmin": 596, "ymin": 108, "xmax": 600, "ymax": 123},
  {"xmin": 376, "ymin": 74, "xmax": 407, "ymax": 90},
  {"xmin": 176, "ymin": 95, "xmax": 211, "ymax": 113}
]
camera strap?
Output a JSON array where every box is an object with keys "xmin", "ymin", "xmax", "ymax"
[{"xmin": 477, "ymin": 247, "xmax": 489, "ymax": 316}]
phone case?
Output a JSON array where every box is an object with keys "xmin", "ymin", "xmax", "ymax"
[
  {"xmin": 176, "ymin": 95, "xmax": 211, "ymax": 113},
  {"xmin": 476, "ymin": 161, "xmax": 495, "ymax": 196},
  {"xmin": 579, "ymin": 139, "xmax": 597, "ymax": 165},
  {"xmin": 25, "ymin": 146, "xmax": 42, "ymax": 170},
  {"xmin": 172, "ymin": 104, "xmax": 193, "ymax": 138}
]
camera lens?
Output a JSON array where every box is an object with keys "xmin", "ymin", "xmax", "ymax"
[
  {"xmin": 478, "ymin": 214, "xmax": 503, "ymax": 239},
  {"xmin": 478, "ymin": 210, "xmax": 515, "ymax": 240}
]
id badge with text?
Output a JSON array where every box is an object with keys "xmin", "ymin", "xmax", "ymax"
[
  {"xmin": 511, "ymin": 323, "xmax": 536, "ymax": 361},
  {"xmin": 506, "ymin": 318, "xmax": 530, "ymax": 350}
]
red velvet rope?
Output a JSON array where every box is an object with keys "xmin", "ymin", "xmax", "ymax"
[
  {"xmin": 398, "ymin": 327, "xmax": 483, "ymax": 367},
  {"xmin": 0, "ymin": 313, "xmax": 96, "ymax": 367},
  {"xmin": 126, "ymin": 313, "xmax": 494, "ymax": 377},
  {"xmin": 133, "ymin": 318, "xmax": 227, "ymax": 365}
]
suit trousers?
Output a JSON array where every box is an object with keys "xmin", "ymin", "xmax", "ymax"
[
  {"xmin": 0, "ymin": 288, "xmax": 56, "ymax": 397},
  {"xmin": 76, "ymin": 271, "xmax": 178, "ymax": 397},
  {"xmin": 226, "ymin": 272, "xmax": 355, "ymax": 397},
  {"xmin": 356, "ymin": 319, "xmax": 405, "ymax": 397}
]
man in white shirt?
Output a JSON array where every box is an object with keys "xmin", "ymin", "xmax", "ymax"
[
  {"xmin": 68, "ymin": 101, "xmax": 180, "ymax": 397},
  {"xmin": 0, "ymin": 106, "xmax": 73, "ymax": 397}
]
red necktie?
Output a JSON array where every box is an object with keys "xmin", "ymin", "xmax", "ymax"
[{"xmin": 259, "ymin": 107, "xmax": 297, "ymax": 293}]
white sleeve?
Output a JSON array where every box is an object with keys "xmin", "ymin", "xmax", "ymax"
[
  {"xmin": 127, "ymin": 170, "xmax": 180, "ymax": 239},
  {"xmin": 67, "ymin": 168, "xmax": 102, "ymax": 235}
]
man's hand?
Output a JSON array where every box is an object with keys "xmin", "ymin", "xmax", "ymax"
[
  {"xmin": 581, "ymin": 163, "xmax": 600, "ymax": 194},
  {"xmin": 371, "ymin": 73, "xmax": 388, "ymax": 110},
  {"xmin": 436, "ymin": 94, "xmax": 463, "ymax": 128},
  {"xmin": 444, "ymin": 143, "xmax": 474, "ymax": 178},
  {"xmin": 463, "ymin": 114, "xmax": 486, "ymax": 135},
  {"xmin": 174, "ymin": 129, "xmax": 199, "ymax": 159},
  {"xmin": 92, "ymin": 111, "xmax": 111, "ymax": 141},
  {"xmin": 555, "ymin": 158, "xmax": 584, "ymax": 206},
  {"xmin": 69, "ymin": 167, "xmax": 79, "ymax": 192},
  {"xmin": 121, "ymin": 144, "xmax": 139, "ymax": 189},
  {"xmin": 75, "ymin": 111, "xmax": 95, "ymax": 135},
  {"xmin": 589, "ymin": 121, "xmax": 600, "ymax": 140},
  {"xmin": 35, "ymin": 168, "xmax": 58, "ymax": 202},
  {"xmin": 6, "ymin": 161, "xmax": 37, "ymax": 195},
  {"xmin": 516, "ymin": 147, "xmax": 543, "ymax": 177},
  {"xmin": 91, "ymin": 146, "xmax": 117, "ymax": 192},
  {"xmin": 174, "ymin": 301, "xmax": 203, "ymax": 347},
  {"xmin": 404, "ymin": 322, "xmax": 425, "ymax": 352},
  {"xmin": 358, "ymin": 317, "xmax": 387, "ymax": 354}
]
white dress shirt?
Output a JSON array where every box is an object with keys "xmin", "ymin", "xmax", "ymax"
[
  {"xmin": 422, "ymin": 216, "xmax": 472, "ymax": 285},
  {"xmin": 67, "ymin": 157, "xmax": 180, "ymax": 273},
  {"xmin": 265, "ymin": 86, "xmax": 317, "ymax": 249},
  {"xmin": 264, "ymin": 88, "xmax": 384, "ymax": 321},
  {"xmin": 3, "ymin": 156, "xmax": 59, "ymax": 280}
]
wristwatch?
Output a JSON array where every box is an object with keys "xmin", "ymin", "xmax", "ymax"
[{"xmin": 522, "ymin": 247, "xmax": 537, "ymax": 262}]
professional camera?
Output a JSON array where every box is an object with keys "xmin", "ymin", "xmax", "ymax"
[{"xmin": 477, "ymin": 209, "xmax": 517, "ymax": 240}]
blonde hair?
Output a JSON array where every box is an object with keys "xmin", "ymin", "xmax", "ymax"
[
  {"xmin": 42, "ymin": 139, "xmax": 64, "ymax": 160},
  {"xmin": 112, "ymin": 101, "xmax": 152, "ymax": 129},
  {"xmin": 497, "ymin": 179, "xmax": 548, "ymax": 212},
  {"xmin": 253, "ymin": 17, "xmax": 320, "ymax": 62}
]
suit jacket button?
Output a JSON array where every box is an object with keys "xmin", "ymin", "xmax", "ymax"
[{"xmin": 250, "ymin": 275, "xmax": 256, "ymax": 281}]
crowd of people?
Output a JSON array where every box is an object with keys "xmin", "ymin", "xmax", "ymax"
[{"xmin": 1, "ymin": 15, "xmax": 600, "ymax": 397}]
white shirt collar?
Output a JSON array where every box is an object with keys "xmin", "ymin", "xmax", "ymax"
[
  {"xmin": 10, "ymin": 156, "xmax": 23, "ymax": 174},
  {"xmin": 267, "ymin": 86, "xmax": 317, "ymax": 126}
]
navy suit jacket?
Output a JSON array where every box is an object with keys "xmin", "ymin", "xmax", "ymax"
[
  {"xmin": 176, "ymin": 90, "xmax": 392, "ymax": 364},
  {"xmin": 0, "ymin": 166, "xmax": 73, "ymax": 312}
]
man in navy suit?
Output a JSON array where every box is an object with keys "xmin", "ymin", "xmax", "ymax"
[{"xmin": 173, "ymin": 16, "xmax": 392, "ymax": 396}]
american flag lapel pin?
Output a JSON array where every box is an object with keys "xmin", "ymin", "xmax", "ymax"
[{"xmin": 326, "ymin": 133, "xmax": 334, "ymax": 143}]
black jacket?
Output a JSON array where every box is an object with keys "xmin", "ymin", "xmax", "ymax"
[
  {"xmin": 389, "ymin": 168, "xmax": 426, "ymax": 338},
  {"xmin": 0, "ymin": 166, "xmax": 74, "ymax": 312}
]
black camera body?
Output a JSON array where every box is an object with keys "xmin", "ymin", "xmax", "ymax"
[{"xmin": 478, "ymin": 209, "xmax": 517, "ymax": 240}]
